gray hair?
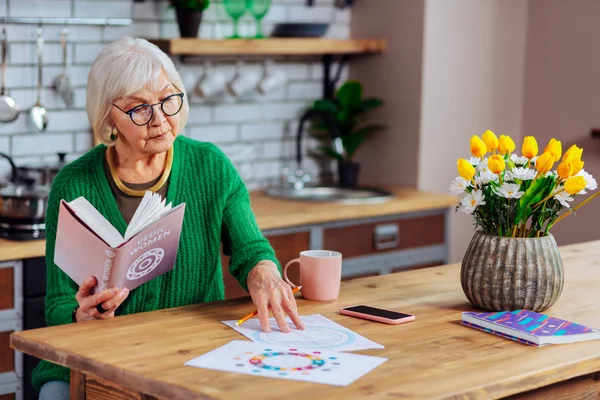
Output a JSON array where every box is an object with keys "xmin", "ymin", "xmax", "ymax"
[{"xmin": 86, "ymin": 36, "xmax": 189, "ymax": 146}]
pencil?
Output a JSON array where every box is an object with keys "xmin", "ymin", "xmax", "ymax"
[{"xmin": 235, "ymin": 286, "xmax": 301, "ymax": 326}]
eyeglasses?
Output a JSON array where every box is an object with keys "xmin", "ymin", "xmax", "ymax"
[{"xmin": 112, "ymin": 88, "xmax": 185, "ymax": 126}]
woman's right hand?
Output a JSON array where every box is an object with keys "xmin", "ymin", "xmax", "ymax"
[{"xmin": 74, "ymin": 276, "xmax": 129, "ymax": 322}]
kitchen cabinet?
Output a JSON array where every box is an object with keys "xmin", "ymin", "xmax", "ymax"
[{"xmin": 0, "ymin": 261, "xmax": 23, "ymax": 400}]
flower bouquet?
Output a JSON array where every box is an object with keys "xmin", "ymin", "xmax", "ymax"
[{"xmin": 452, "ymin": 130, "xmax": 598, "ymax": 312}]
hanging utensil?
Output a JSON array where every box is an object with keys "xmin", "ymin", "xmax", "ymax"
[
  {"xmin": 0, "ymin": 28, "xmax": 19, "ymax": 123},
  {"xmin": 30, "ymin": 26, "xmax": 48, "ymax": 132},
  {"xmin": 52, "ymin": 27, "xmax": 73, "ymax": 108}
]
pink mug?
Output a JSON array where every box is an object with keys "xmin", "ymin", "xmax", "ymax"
[{"xmin": 283, "ymin": 250, "xmax": 342, "ymax": 301}]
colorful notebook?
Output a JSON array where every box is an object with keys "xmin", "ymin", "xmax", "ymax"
[{"xmin": 462, "ymin": 310, "xmax": 600, "ymax": 347}]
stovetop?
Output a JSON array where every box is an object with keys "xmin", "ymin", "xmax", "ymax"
[{"xmin": 0, "ymin": 221, "xmax": 46, "ymax": 241}]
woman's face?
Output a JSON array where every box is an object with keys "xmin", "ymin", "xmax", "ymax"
[{"xmin": 110, "ymin": 71, "xmax": 181, "ymax": 156}]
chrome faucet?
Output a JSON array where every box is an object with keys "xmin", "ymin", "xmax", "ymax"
[{"xmin": 281, "ymin": 109, "xmax": 343, "ymax": 190}]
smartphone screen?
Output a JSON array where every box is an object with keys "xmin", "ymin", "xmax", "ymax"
[{"xmin": 342, "ymin": 305, "xmax": 412, "ymax": 320}]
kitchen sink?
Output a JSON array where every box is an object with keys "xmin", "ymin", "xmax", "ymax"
[{"xmin": 265, "ymin": 186, "xmax": 394, "ymax": 204}]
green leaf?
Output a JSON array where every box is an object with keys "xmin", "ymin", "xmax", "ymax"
[
  {"xmin": 336, "ymin": 81, "xmax": 363, "ymax": 110},
  {"xmin": 341, "ymin": 134, "xmax": 368, "ymax": 159},
  {"xmin": 356, "ymin": 98, "xmax": 383, "ymax": 113},
  {"xmin": 317, "ymin": 146, "xmax": 343, "ymax": 161},
  {"xmin": 312, "ymin": 99, "xmax": 338, "ymax": 114}
]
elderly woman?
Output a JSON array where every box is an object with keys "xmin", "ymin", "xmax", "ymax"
[{"xmin": 33, "ymin": 36, "xmax": 304, "ymax": 399}]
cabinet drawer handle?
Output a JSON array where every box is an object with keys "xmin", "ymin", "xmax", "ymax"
[{"xmin": 373, "ymin": 223, "xmax": 399, "ymax": 250}]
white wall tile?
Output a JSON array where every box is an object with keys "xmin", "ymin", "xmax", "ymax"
[
  {"xmin": 219, "ymin": 143, "xmax": 258, "ymax": 163},
  {"xmin": 262, "ymin": 101, "xmax": 307, "ymax": 121},
  {"xmin": 189, "ymin": 124, "xmax": 238, "ymax": 143},
  {"xmin": 283, "ymin": 63, "xmax": 310, "ymax": 80},
  {"xmin": 43, "ymin": 110, "xmax": 90, "ymax": 132},
  {"xmin": 9, "ymin": 0, "xmax": 71, "ymax": 18},
  {"xmin": 74, "ymin": 43, "xmax": 105, "ymax": 64},
  {"xmin": 74, "ymin": 0, "xmax": 132, "ymax": 18},
  {"xmin": 214, "ymin": 103, "xmax": 263, "ymax": 122},
  {"xmin": 263, "ymin": 140, "xmax": 295, "ymax": 159},
  {"xmin": 44, "ymin": 26, "xmax": 104, "ymax": 43},
  {"xmin": 333, "ymin": 8, "xmax": 351, "ymax": 23},
  {"xmin": 287, "ymin": 81, "xmax": 321, "ymax": 100},
  {"xmin": 325, "ymin": 23, "xmax": 350, "ymax": 39},
  {"xmin": 0, "ymin": 135, "xmax": 8, "ymax": 153},
  {"xmin": 187, "ymin": 104, "xmax": 212, "ymax": 124},
  {"xmin": 254, "ymin": 160, "xmax": 282, "ymax": 180},
  {"xmin": 75, "ymin": 132, "xmax": 93, "ymax": 152},
  {"xmin": 237, "ymin": 162, "xmax": 254, "ymax": 181},
  {"xmin": 12, "ymin": 133, "xmax": 73, "ymax": 156},
  {"xmin": 263, "ymin": 4, "xmax": 289, "ymax": 23},
  {"xmin": 0, "ymin": 0, "xmax": 6, "ymax": 17},
  {"xmin": 9, "ymin": 43, "xmax": 71, "ymax": 66},
  {"xmin": 10, "ymin": 88, "xmax": 70, "ymax": 110},
  {"xmin": 288, "ymin": 5, "xmax": 332, "ymax": 23},
  {"xmin": 5, "ymin": 66, "xmax": 35, "ymax": 89},
  {"xmin": 133, "ymin": 0, "xmax": 175, "ymax": 21},
  {"xmin": 0, "ymin": 114, "xmax": 28, "ymax": 135},
  {"xmin": 73, "ymin": 87, "xmax": 87, "ymax": 109},
  {"xmin": 240, "ymin": 122, "xmax": 285, "ymax": 141}
]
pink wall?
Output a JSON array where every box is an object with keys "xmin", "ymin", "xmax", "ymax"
[
  {"xmin": 521, "ymin": 0, "xmax": 600, "ymax": 246},
  {"xmin": 349, "ymin": 0, "xmax": 425, "ymax": 188}
]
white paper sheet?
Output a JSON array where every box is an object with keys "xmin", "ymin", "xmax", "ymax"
[
  {"xmin": 222, "ymin": 314, "xmax": 384, "ymax": 352},
  {"xmin": 185, "ymin": 340, "xmax": 387, "ymax": 387}
]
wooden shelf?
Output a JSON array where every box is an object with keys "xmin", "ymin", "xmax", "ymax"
[{"xmin": 148, "ymin": 38, "xmax": 387, "ymax": 56}]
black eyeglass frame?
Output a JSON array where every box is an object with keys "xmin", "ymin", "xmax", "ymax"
[{"xmin": 112, "ymin": 85, "xmax": 185, "ymax": 127}]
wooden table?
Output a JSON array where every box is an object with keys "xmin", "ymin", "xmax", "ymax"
[{"xmin": 10, "ymin": 240, "xmax": 600, "ymax": 399}]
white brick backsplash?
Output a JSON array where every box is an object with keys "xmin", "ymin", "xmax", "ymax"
[
  {"xmin": 74, "ymin": 0, "xmax": 132, "ymax": 18},
  {"xmin": 263, "ymin": 4, "xmax": 289, "ymax": 23},
  {"xmin": 187, "ymin": 105, "xmax": 212, "ymax": 124},
  {"xmin": 9, "ymin": 43, "xmax": 72, "ymax": 66},
  {"xmin": 288, "ymin": 5, "xmax": 332, "ymax": 23},
  {"xmin": 12, "ymin": 133, "xmax": 72, "ymax": 156},
  {"xmin": 75, "ymin": 132, "xmax": 93, "ymax": 152},
  {"xmin": 74, "ymin": 44, "xmax": 105, "ymax": 64},
  {"xmin": 133, "ymin": 1, "xmax": 175, "ymax": 21},
  {"xmin": 214, "ymin": 103, "xmax": 263, "ymax": 122},
  {"xmin": 0, "ymin": 114, "xmax": 28, "ymax": 135},
  {"xmin": 220, "ymin": 143, "xmax": 257, "ymax": 163},
  {"xmin": 262, "ymin": 102, "xmax": 307, "ymax": 121},
  {"xmin": 189, "ymin": 124, "xmax": 237, "ymax": 143},
  {"xmin": 287, "ymin": 81, "xmax": 321, "ymax": 100},
  {"xmin": 0, "ymin": 135, "xmax": 8, "ymax": 153},
  {"xmin": 240, "ymin": 122, "xmax": 285, "ymax": 141},
  {"xmin": 0, "ymin": 0, "xmax": 350, "ymax": 188},
  {"xmin": 9, "ymin": 0, "xmax": 71, "ymax": 18},
  {"xmin": 43, "ymin": 110, "xmax": 90, "ymax": 132},
  {"xmin": 254, "ymin": 160, "xmax": 282, "ymax": 180}
]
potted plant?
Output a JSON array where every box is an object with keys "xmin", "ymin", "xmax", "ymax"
[
  {"xmin": 169, "ymin": 0, "xmax": 210, "ymax": 38},
  {"xmin": 452, "ymin": 131, "xmax": 599, "ymax": 312},
  {"xmin": 310, "ymin": 80, "xmax": 385, "ymax": 188}
]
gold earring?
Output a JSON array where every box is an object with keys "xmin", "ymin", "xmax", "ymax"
[{"xmin": 110, "ymin": 127, "xmax": 118, "ymax": 141}]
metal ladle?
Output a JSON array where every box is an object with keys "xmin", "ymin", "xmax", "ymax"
[
  {"xmin": 0, "ymin": 28, "xmax": 19, "ymax": 123},
  {"xmin": 52, "ymin": 27, "xmax": 73, "ymax": 108},
  {"xmin": 30, "ymin": 26, "xmax": 48, "ymax": 131}
]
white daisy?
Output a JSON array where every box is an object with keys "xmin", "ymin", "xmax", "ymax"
[
  {"xmin": 477, "ymin": 158, "xmax": 490, "ymax": 172},
  {"xmin": 475, "ymin": 170, "xmax": 499, "ymax": 186},
  {"xmin": 511, "ymin": 154, "xmax": 529, "ymax": 166},
  {"xmin": 576, "ymin": 170, "xmax": 597, "ymax": 194},
  {"xmin": 554, "ymin": 191, "xmax": 574, "ymax": 208},
  {"xmin": 458, "ymin": 190, "xmax": 486, "ymax": 214},
  {"xmin": 469, "ymin": 157, "xmax": 481, "ymax": 167},
  {"xmin": 496, "ymin": 183, "xmax": 524, "ymax": 199},
  {"xmin": 448, "ymin": 177, "xmax": 471, "ymax": 195},
  {"xmin": 510, "ymin": 167, "xmax": 537, "ymax": 181}
]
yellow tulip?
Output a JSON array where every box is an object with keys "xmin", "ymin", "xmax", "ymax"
[
  {"xmin": 457, "ymin": 159, "xmax": 476, "ymax": 181},
  {"xmin": 557, "ymin": 161, "xmax": 573, "ymax": 179},
  {"xmin": 572, "ymin": 158, "xmax": 585, "ymax": 175},
  {"xmin": 487, "ymin": 155, "xmax": 505, "ymax": 174},
  {"xmin": 543, "ymin": 138, "xmax": 562, "ymax": 162},
  {"xmin": 564, "ymin": 176, "xmax": 587, "ymax": 195},
  {"xmin": 470, "ymin": 135, "xmax": 487, "ymax": 158},
  {"xmin": 482, "ymin": 130, "xmax": 499, "ymax": 152},
  {"xmin": 563, "ymin": 144, "xmax": 583, "ymax": 163},
  {"xmin": 535, "ymin": 151, "xmax": 555, "ymax": 173},
  {"xmin": 498, "ymin": 135, "xmax": 516, "ymax": 155},
  {"xmin": 522, "ymin": 136, "xmax": 538, "ymax": 159}
]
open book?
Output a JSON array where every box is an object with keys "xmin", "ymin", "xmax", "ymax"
[{"xmin": 54, "ymin": 191, "xmax": 186, "ymax": 293}]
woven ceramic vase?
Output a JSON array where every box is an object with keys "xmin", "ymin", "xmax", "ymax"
[{"xmin": 460, "ymin": 231, "xmax": 564, "ymax": 312}]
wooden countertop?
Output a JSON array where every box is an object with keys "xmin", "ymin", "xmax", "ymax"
[
  {"xmin": 0, "ymin": 187, "xmax": 456, "ymax": 262},
  {"xmin": 11, "ymin": 240, "xmax": 600, "ymax": 399}
]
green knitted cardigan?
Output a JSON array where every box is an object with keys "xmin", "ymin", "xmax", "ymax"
[{"xmin": 31, "ymin": 136, "xmax": 279, "ymax": 391}]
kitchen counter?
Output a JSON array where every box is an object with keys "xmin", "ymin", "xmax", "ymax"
[
  {"xmin": 0, "ymin": 187, "xmax": 457, "ymax": 263},
  {"xmin": 11, "ymin": 240, "xmax": 600, "ymax": 399}
]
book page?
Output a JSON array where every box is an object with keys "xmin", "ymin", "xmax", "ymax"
[
  {"xmin": 68, "ymin": 197, "xmax": 124, "ymax": 248},
  {"xmin": 124, "ymin": 191, "xmax": 174, "ymax": 241}
]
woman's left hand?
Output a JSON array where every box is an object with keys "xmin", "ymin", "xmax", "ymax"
[{"xmin": 247, "ymin": 261, "xmax": 305, "ymax": 333}]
